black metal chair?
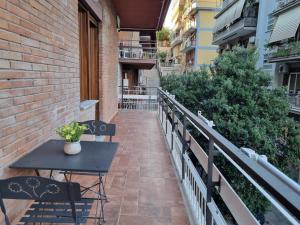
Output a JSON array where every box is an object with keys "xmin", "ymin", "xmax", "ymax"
[
  {"xmin": 0, "ymin": 176, "xmax": 93, "ymax": 225},
  {"xmin": 63, "ymin": 120, "xmax": 116, "ymax": 222},
  {"xmin": 80, "ymin": 120, "xmax": 116, "ymax": 142}
]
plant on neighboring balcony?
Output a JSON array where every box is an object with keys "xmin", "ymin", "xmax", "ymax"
[
  {"xmin": 158, "ymin": 51, "xmax": 168, "ymax": 63},
  {"xmin": 156, "ymin": 28, "xmax": 170, "ymax": 42},
  {"xmin": 161, "ymin": 47, "xmax": 300, "ymax": 222},
  {"xmin": 275, "ymin": 47, "xmax": 291, "ymax": 57}
]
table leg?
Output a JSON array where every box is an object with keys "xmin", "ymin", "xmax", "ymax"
[{"xmin": 35, "ymin": 169, "xmax": 40, "ymax": 177}]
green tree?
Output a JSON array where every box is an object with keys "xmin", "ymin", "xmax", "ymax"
[
  {"xmin": 156, "ymin": 28, "xmax": 170, "ymax": 42},
  {"xmin": 160, "ymin": 47, "xmax": 300, "ymax": 219}
]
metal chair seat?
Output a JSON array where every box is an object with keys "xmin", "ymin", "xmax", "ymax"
[
  {"xmin": 0, "ymin": 176, "xmax": 92, "ymax": 225},
  {"xmin": 17, "ymin": 198, "xmax": 94, "ymax": 225}
]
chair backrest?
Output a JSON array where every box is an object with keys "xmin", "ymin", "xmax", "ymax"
[
  {"xmin": 79, "ymin": 120, "xmax": 116, "ymax": 142},
  {"xmin": 0, "ymin": 176, "xmax": 81, "ymax": 225}
]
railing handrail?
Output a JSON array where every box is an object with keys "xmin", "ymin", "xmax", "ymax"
[{"xmin": 158, "ymin": 87, "xmax": 300, "ymax": 222}]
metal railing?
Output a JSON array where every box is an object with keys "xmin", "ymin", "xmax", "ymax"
[
  {"xmin": 118, "ymin": 86, "xmax": 158, "ymax": 111},
  {"xmin": 119, "ymin": 50, "xmax": 157, "ymax": 60},
  {"xmin": 182, "ymin": 19, "xmax": 197, "ymax": 37},
  {"xmin": 157, "ymin": 88, "xmax": 300, "ymax": 225},
  {"xmin": 119, "ymin": 40, "xmax": 157, "ymax": 48},
  {"xmin": 267, "ymin": 42, "xmax": 300, "ymax": 61},
  {"xmin": 276, "ymin": 0, "xmax": 298, "ymax": 10},
  {"xmin": 181, "ymin": 38, "xmax": 196, "ymax": 52},
  {"xmin": 288, "ymin": 93, "xmax": 300, "ymax": 110}
]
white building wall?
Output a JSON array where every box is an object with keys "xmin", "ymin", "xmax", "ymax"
[{"xmin": 255, "ymin": 0, "xmax": 277, "ymax": 84}]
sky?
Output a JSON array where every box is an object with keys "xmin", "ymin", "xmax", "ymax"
[{"xmin": 163, "ymin": 0, "xmax": 176, "ymax": 29}]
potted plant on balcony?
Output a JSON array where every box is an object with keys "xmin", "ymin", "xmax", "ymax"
[
  {"xmin": 158, "ymin": 51, "xmax": 168, "ymax": 64},
  {"xmin": 56, "ymin": 122, "xmax": 87, "ymax": 155},
  {"xmin": 156, "ymin": 28, "xmax": 170, "ymax": 47}
]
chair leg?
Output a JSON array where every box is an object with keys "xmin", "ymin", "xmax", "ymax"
[
  {"xmin": 100, "ymin": 175, "xmax": 108, "ymax": 202},
  {"xmin": 98, "ymin": 175, "xmax": 105, "ymax": 224}
]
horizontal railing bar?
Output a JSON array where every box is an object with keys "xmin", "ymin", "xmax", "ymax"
[{"xmin": 158, "ymin": 87, "xmax": 300, "ymax": 221}]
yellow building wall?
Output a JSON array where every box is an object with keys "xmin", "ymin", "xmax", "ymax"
[
  {"xmin": 197, "ymin": 50, "xmax": 218, "ymax": 65},
  {"xmin": 199, "ymin": 11, "xmax": 216, "ymax": 28},
  {"xmin": 173, "ymin": 45, "xmax": 181, "ymax": 58},
  {"xmin": 196, "ymin": 0, "xmax": 222, "ymax": 8},
  {"xmin": 198, "ymin": 31, "xmax": 214, "ymax": 46}
]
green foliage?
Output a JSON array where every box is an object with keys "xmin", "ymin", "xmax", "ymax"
[
  {"xmin": 156, "ymin": 28, "xmax": 170, "ymax": 42},
  {"xmin": 160, "ymin": 47, "xmax": 300, "ymax": 217},
  {"xmin": 56, "ymin": 122, "xmax": 87, "ymax": 142},
  {"xmin": 158, "ymin": 51, "xmax": 168, "ymax": 61}
]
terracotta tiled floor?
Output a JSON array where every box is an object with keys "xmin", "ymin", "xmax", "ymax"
[{"xmin": 78, "ymin": 111, "xmax": 190, "ymax": 225}]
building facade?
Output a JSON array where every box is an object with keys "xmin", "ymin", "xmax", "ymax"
[
  {"xmin": 169, "ymin": 0, "xmax": 222, "ymax": 73},
  {"xmin": 213, "ymin": 0, "xmax": 276, "ymax": 69},
  {"xmin": 213, "ymin": 0, "xmax": 300, "ymax": 115},
  {"xmin": 267, "ymin": 0, "xmax": 300, "ymax": 115}
]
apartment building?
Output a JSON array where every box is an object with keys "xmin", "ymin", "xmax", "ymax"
[
  {"xmin": 267, "ymin": 0, "xmax": 300, "ymax": 115},
  {"xmin": 118, "ymin": 31, "xmax": 159, "ymax": 89},
  {"xmin": 169, "ymin": 0, "xmax": 222, "ymax": 72},
  {"xmin": 213, "ymin": 0, "xmax": 277, "ymax": 74}
]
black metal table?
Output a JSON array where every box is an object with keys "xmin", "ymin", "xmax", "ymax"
[{"xmin": 10, "ymin": 139, "xmax": 119, "ymax": 224}]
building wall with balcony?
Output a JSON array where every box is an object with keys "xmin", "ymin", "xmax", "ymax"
[
  {"xmin": 0, "ymin": 0, "xmax": 119, "ymax": 222},
  {"xmin": 266, "ymin": 0, "xmax": 300, "ymax": 114},
  {"xmin": 195, "ymin": 4, "xmax": 219, "ymax": 68},
  {"xmin": 213, "ymin": 0, "xmax": 276, "ymax": 77},
  {"xmin": 169, "ymin": 0, "xmax": 221, "ymax": 72}
]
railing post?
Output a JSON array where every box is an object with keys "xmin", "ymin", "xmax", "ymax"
[
  {"xmin": 206, "ymin": 137, "xmax": 215, "ymax": 225},
  {"xmin": 181, "ymin": 114, "xmax": 187, "ymax": 181},
  {"xmin": 171, "ymin": 104, "xmax": 176, "ymax": 151},
  {"xmin": 121, "ymin": 79, "xmax": 124, "ymax": 109}
]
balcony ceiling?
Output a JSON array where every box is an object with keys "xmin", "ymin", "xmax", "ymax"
[
  {"xmin": 119, "ymin": 58, "xmax": 156, "ymax": 69},
  {"xmin": 112, "ymin": 0, "xmax": 171, "ymax": 32}
]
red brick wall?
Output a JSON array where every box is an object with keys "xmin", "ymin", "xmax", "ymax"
[
  {"xmin": 0, "ymin": 0, "xmax": 118, "ymax": 223},
  {"xmin": 99, "ymin": 0, "xmax": 119, "ymax": 122}
]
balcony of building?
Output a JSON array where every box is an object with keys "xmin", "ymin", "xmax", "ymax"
[
  {"xmin": 273, "ymin": 0, "xmax": 300, "ymax": 15},
  {"xmin": 287, "ymin": 93, "xmax": 300, "ymax": 114},
  {"xmin": 182, "ymin": 19, "xmax": 197, "ymax": 38},
  {"xmin": 171, "ymin": 31, "xmax": 183, "ymax": 48},
  {"xmin": 119, "ymin": 40, "xmax": 158, "ymax": 70},
  {"xmin": 181, "ymin": 37, "xmax": 196, "ymax": 53},
  {"xmin": 267, "ymin": 41, "xmax": 300, "ymax": 63},
  {"xmin": 212, "ymin": 1, "xmax": 258, "ymax": 46},
  {"xmin": 114, "ymin": 87, "xmax": 300, "ymax": 225},
  {"xmin": 183, "ymin": 0, "xmax": 222, "ymax": 18}
]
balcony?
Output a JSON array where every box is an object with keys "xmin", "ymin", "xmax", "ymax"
[
  {"xmin": 119, "ymin": 40, "xmax": 157, "ymax": 69},
  {"xmin": 267, "ymin": 42, "xmax": 300, "ymax": 63},
  {"xmin": 171, "ymin": 32, "xmax": 183, "ymax": 47},
  {"xmin": 183, "ymin": 0, "xmax": 222, "ymax": 18},
  {"xmin": 182, "ymin": 20, "xmax": 197, "ymax": 38},
  {"xmin": 212, "ymin": 17, "xmax": 257, "ymax": 45},
  {"xmin": 115, "ymin": 87, "xmax": 300, "ymax": 225},
  {"xmin": 273, "ymin": 0, "xmax": 300, "ymax": 15},
  {"xmin": 181, "ymin": 38, "xmax": 196, "ymax": 53},
  {"xmin": 287, "ymin": 93, "xmax": 300, "ymax": 114}
]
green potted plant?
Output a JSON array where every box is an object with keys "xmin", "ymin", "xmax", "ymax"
[
  {"xmin": 158, "ymin": 51, "xmax": 168, "ymax": 63},
  {"xmin": 56, "ymin": 122, "xmax": 87, "ymax": 155}
]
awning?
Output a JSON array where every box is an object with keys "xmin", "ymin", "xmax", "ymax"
[
  {"xmin": 269, "ymin": 6, "xmax": 300, "ymax": 43},
  {"xmin": 111, "ymin": 0, "xmax": 171, "ymax": 31},
  {"xmin": 214, "ymin": 0, "xmax": 246, "ymax": 32}
]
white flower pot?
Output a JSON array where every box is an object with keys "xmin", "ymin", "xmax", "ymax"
[{"xmin": 64, "ymin": 141, "xmax": 81, "ymax": 155}]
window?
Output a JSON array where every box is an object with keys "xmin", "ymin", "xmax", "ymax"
[{"xmin": 78, "ymin": 2, "xmax": 99, "ymax": 102}]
